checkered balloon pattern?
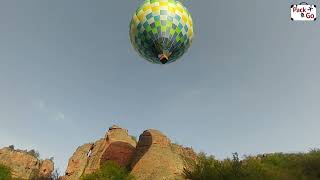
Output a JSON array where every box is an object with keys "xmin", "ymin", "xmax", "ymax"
[{"xmin": 130, "ymin": 0, "xmax": 194, "ymax": 64}]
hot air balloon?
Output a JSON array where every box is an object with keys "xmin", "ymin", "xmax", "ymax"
[{"xmin": 130, "ymin": 0, "xmax": 194, "ymax": 64}]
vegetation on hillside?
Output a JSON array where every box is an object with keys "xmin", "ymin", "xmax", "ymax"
[
  {"xmin": 81, "ymin": 161, "xmax": 135, "ymax": 180},
  {"xmin": 6, "ymin": 145, "xmax": 40, "ymax": 159},
  {"xmin": 26, "ymin": 168, "xmax": 59, "ymax": 180},
  {"xmin": 0, "ymin": 164, "xmax": 11, "ymax": 180},
  {"xmin": 27, "ymin": 149, "xmax": 40, "ymax": 159},
  {"xmin": 183, "ymin": 149, "xmax": 320, "ymax": 180}
]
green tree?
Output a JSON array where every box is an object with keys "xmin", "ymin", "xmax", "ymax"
[
  {"xmin": 183, "ymin": 152, "xmax": 223, "ymax": 180},
  {"xmin": 27, "ymin": 149, "xmax": 40, "ymax": 158},
  {"xmin": 8, "ymin": 145, "xmax": 14, "ymax": 150},
  {"xmin": 0, "ymin": 164, "xmax": 12, "ymax": 180},
  {"xmin": 81, "ymin": 161, "xmax": 135, "ymax": 180}
]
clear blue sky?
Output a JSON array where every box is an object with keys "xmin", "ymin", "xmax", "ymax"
[{"xmin": 0, "ymin": 0, "xmax": 319, "ymax": 173}]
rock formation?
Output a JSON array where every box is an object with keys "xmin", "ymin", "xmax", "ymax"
[
  {"xmin": 130, "ymin": 129, "xmax": 196, "ymax": 180},
  {"xmin": 62, "ymin": 125, "xmax": 196, "ymax": 180},
  {"xmin": 0, "ymin": 147, "xmax": 54, "ymax": 179},
  {"xmin": 0, "ymin": 126, "xmax": 196, "ymax": 180},
  {"xmin": 61, "ymin": 125, "xmax": 137, "ymax": 180}
]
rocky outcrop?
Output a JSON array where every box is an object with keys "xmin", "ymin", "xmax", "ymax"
[
  {"xmin": 0, "ymin": 147, "xmax": 54, "ymax": 179},
  {"xmin": 130, "ymin": 129, "xmax": 196, "ymax": 180},
  {"xmin": 62, "ymin": 125, "xmax": 137, "ymax": 180},
  {"xmin": 62, "ymin": 125, "xmax": 196, "ymax": 180},
  {"xmin": 0, "ymin": 126, "xmax": 195, "ymax": 180},
  {"xmin": 63, "ymin": 143, "xmax": 93, "ymax": 179},
  {"xmin": 39, "ymin": 159, "xmax": 55, "ymax": 177}
]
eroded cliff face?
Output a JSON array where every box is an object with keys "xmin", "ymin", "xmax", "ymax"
[
  {"xmin": 62, "ymin": 125, "xmax": 196, "ymax": 180},
  {"xmin": 0, "ymin": 147, "xmax": 54, "ymax": 180},
  {"xmin": 61, "ymin": 125, "xmax": 137, "ymax": 180},
  {"xmin": 130, "ymin": 129, "xmax": 196, "ymax": 180}
]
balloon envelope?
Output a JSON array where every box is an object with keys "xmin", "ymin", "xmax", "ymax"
[{"xmin": 130, "ymin": 0, "xmax": 194, "ymax": 64}]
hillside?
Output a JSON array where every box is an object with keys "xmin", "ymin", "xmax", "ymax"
[{"xmin": 0, "ymin": 125, "xmax": 320, "ymax": 180}]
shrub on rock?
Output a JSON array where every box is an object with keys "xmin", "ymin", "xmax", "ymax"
[
  {"xmin": 81, "ymin": 161, "xmax": 135, "ymax": 180},
  {"xmin": 0, "ymin": 164, "xmax": 12, "ymax": 180}
]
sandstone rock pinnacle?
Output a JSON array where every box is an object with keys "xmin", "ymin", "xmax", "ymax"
[{"xmin": 130, "ymin": 129, "xmax": 195, "ymax": 180}]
